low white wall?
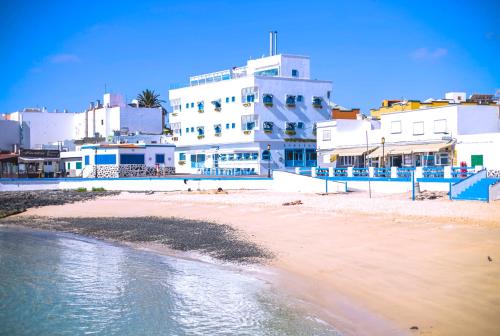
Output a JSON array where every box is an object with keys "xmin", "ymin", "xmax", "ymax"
[
  {"xmin": 271, "ymin": 171, "xmax": 345, "ymax": 193},
  {"xmin": 344, "ymin": 180, "xmax": 411, "ymax": 193},
  {"xmin": 0, "ymin": 171, "xmax": 347, "ymax": 194},
  {"xmin": 489, "ymin": 182, "xmax": 500, "ymax": 202}
]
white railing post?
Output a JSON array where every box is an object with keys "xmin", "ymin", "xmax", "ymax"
[
  {"xmin": 311, "ymin": 167, "xmax": 317, "ymax": 177},
  {"xmin": 294, "ymin": 167, "xmax": 300, "ymax": 174},
  {"xmin": 328, "ymin": 167, "xmax": 334, "ymax": 177},
  {"xmin": 415, "ymin": 167, "xmax": 423, "ymax": 179},
  {"xmin": 444, "ymin": 166, "xmax": 452, "ymax": 178},
  {"xmin": 368, "ymin": 167, "xmax": 375, "ymax": 178},
  {"xmin": 347, "ymin": 167, "xmax": 353, "ymax": 177},
  {"xmin": 391, "ymin": 166, "xmax": 398, "ymax": 178}
]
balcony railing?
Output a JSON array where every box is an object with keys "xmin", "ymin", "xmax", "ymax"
[
  {"xmin": 451, "ymin": 166, "xmax": 475, "ymax": 178},
  {"xmin": 397, "ymin": 167, "xmax": 415, "ymax": 178},
  {"xmin": 374, "ymin": 167, "xmax": 391, "ymax": 178},
  {"xmin": 334, "ymin": 168, "xmax": 348, "ymax": 177},
  {"xmin": 353, "ymin": 168, "xmax": 369, "ymax": 177}
]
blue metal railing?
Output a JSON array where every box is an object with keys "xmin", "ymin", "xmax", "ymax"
[
  {"xmin": 451, "ymin": 166, "xmax": 475, "ymax": 178},
  {"xmin": 373, "ymin": 167, "xmax": 390, "ymax": 177},
  {"xmin": 201, "ymin": 168, "xmax": 257, "ymax": 176},
  {"xmin": 316, "ymin": 168, "xmax": 329, "ymax": 177},
  {"xmin": 397, "ymin": 167, "xmax": 415, "ymax": 178},
  {"xmin": 334, "ymin": 168, "xmax": 348, "ymax": 177},
  {"xmin": 352, "ymin": 168, "xmax": 369, "ymax": 177},
  {"xmin": 423, "ymin": 166, "xmax": 444, "ymax": 178}
]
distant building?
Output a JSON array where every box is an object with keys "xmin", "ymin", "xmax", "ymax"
[
  {"xmin": 317, "ymin": 92, "xmax": 500, "ymax": 172},
  {"xmin": 168, "ymin": 32, "xmax": 332, "ymax": 175},
  {"xmin": 2, "ymin": 93, "xmax": 164, "ymax": 150}
]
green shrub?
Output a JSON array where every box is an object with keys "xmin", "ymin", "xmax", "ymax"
[
  {"xmin": 76, "ymin": 187, "xmax": 87, "ymax": 192},
  {"xmin": 92, "ymin": 187, "xmax": 106, "ymax": 192}
]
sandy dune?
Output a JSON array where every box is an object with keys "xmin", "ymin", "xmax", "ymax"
[{"xmin": 21, "ymin": 191, "xmax": 500, "ymax": 335}]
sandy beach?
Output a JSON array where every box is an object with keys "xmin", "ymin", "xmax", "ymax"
[{"xmin": 10, "ymin": 190, "xmax": 500, "ymax": 335}]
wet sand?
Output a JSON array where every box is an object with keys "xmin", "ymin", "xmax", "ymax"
[{"xmin": 10, "ymin": 190, "xmax": 500, "ymax": 335}]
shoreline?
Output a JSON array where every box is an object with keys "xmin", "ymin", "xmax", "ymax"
[{"xmin": 3, "ymin": 190, "xmax": 500, "ymax": 335}]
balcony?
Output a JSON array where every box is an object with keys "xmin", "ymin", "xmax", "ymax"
[{"xmin": 263, "ymin": 94, "xmax": 273, "ymax": 107}]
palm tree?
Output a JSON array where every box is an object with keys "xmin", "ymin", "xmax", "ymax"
[{"xmin": 136, "ymin": 89, "xmax": 165, "ymax": 108}]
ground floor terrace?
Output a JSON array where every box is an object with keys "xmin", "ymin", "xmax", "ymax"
[{"xmin": 175, "ymin": 141, "xmax": 317, "ymax": 176}]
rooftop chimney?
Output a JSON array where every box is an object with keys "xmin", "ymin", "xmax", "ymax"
[
  {"xmin": 273, "ymin": 31, "xmax": 278, "ymax": 55},
  {"xmin": 269, "ymin": 31, "xmax": 274, "ymax": 56}
]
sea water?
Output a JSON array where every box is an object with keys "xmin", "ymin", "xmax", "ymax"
[{"xmin": 0, "ymin": 227, "xmax": 339, "ymax": 335}]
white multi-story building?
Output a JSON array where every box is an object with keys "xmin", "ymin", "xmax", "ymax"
[
  {"xmin": 168, "ymin": 35, "xmax": 332, "ymax": 175},
  {"xmin": 2, "ymin": 93, "xmax": 163, "ymax": 149},
  {"xmin": 317, "ymin": 93, "xmax": 500, "ymax": 170}
]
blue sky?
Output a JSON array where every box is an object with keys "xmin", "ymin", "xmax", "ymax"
[{"xmin": 1, "ymin": 0, "xmax": 498, "ymax": 114}]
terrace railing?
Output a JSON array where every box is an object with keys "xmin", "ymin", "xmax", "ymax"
[
  {"xmin": 373, "ymin": 167, "xmax": 391, "ymax": 178},
  {"xmin": 423, "ymin": 166, "xmax": 444, "ymax": 178},
  {"xmin": 352, "ymin": 167, "xmax": 369, "ymax": 177},
  {"xmin": 452, "ymin": 166, "xmax": 475, "ymax": 179},
  {"xmin": 316, "ymin": 168, "xmax": 329, "ymax": 177},
  {"xmin": 397, "ymin": 167, "xmax": 415, "ymax": 178},
  {"xmin": 334, "ymin": 168, "xmax": 348, "ymax": 177},
  {"xmin": 200, "ymin": 168, "xmax": 257, "ymax": 176}
]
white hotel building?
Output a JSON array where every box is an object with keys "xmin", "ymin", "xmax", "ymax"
[{"xmin": 168, "ymin": 36, "xmax": 332, "ymax": 175}]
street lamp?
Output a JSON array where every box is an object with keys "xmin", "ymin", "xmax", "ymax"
[
  {"xmin": 267, "ymin": 144, "xmax": 271, "ymax": 178},
  {"xmin": 381, "ymin": 137, "xmax": 385, "ymax": 168}
]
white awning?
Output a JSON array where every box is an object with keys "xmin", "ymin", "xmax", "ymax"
[
  {"xmin": 367, "ymin": 141, "xmax": 453, "ymax": 158},
  {"xmin": 330, "ymin": 146, "xmax": 378, "ymax": 157}
]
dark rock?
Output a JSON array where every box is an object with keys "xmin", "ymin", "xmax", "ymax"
[{"xmin": 410, "ymin": 326, "xmax": 419, "ymax": 330}]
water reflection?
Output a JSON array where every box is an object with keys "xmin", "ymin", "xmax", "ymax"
[{"xmin": 0, "ymin": 227, "xmax": 339, "ymax": 335}]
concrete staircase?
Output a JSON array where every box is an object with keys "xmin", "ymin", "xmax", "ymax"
[{"xmin": 454, "ymin": 177, "xmax": 498, "ymax": 201}]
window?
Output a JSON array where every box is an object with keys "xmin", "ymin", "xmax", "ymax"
[
  {"xmin": 390, "ymin": 121, "xmax": 402, "ymax": 134},
  {"xmin": 190, "ymin": 154, "xmax": 206, "ymax": 168},
  {"xmin": 297, "ymin": 122, "xmax": 304, "ymax": 129},
  {"xmin": 231, "ymin": 123, "xmax": 236, "ymax": 129},
  {"xmin": 241, "ymin": 87, "xmax": 259, "ymax": 103},
  {"xmin": 338, "ymin": 156, "xmax": 355, "ymax": 166},
  {"xmin": 285, "ymin": 149, "xmax": 305, "ymax": 167},
  {"xmin": 413, "ymin": 121, "xmax": 424, "ymax": 135},
  {"xmin": 191, "ymin": 102, "xmax": 194, "ymax": 108},
  {"xmin": 101, "ymin": 120, "xmax": 104, "ymax": 125},
  {"xmin": 120, "ymin": 154, "xmax": 145, "ymax": 164},
  {"xmin": 84, "ymin": 155, "xmax": 90, "ymax": 165},
  {"xmin": 76, "ymin": 162, "xmax": 82, "ymax": 169},
  {"xmin": 186, "ymin": 103, "xmax": 189, "ymax": 108},
  {"xmin": 254, "ymin": 68, "xmax": 278, "ymax": 77},
  {"xmin": 262, "ymin": 150, "xmax": 271, "ymax": 160},
  {"xmin": 312, "ymin": 96, "xmax": 322, "ymax": 108},
  {"xmin": 241, "ymin": 114, "xmax": 259, "ymax": 130},
  {"xmin": 197, "ymin": 101, "xmax": 204, "ymax": 111},
  {"xmin": 263, "ymin": 94, "xmax": 273, "ymax": 106},
  {"xmin": 67, "ymin": 162, "xmax": 70, "ymax": 170},
  {"xmin": 186, "ymin": 127, "xmax": 189, "ymax": 133},
  {"xmin": 297, "ymin": 95, "xmax": 303, "ymax": 102},
  {"xmin": 95, "ymin": 154, "xmax": 116, "ymax": 165},
  {"xmin": 286, "ymin": 95, "xmax": 296, "ymax": 107},
  {"xmin": 212, "ymin": 100, "xmax": 221, "ymax": 109},
  {"xmin": 225, "ymin": 97, "xmax": 230, "ymax": 103},
  {"xmin": 285, "ymin": 122, "xmax": 297, "ymax": 131},
  {"xmin": 214, "ymin": 124, "xmax": 222, "ymax": 134},
  {"xmin": 322, "ymin": 130, "xmax": 331, "ymax": 141},
  {"xmin": 292, "ymin": 69, "xmax": 299, "ymax": 77},
  {"xmin": 435, "ymin": 152, "xmax": 449, "ymax": 165},
  {"xmin": 179, "ymin": 153, "xmax": 186, "ymax": 161},
  {"xmin": 434, "ymin": 119, "xmax": 447, "ymax": 134},
  {"xmin": 190, "ymin": 127, "xmax": 194, "ymax": 132},
  {"xmin": 231, "ymin": 96, "xmax": 235, "ymax": 102},
  {"xmin": 226, "ymin": 123, "xmax": 230, "ymax": 129},
  {"xmin": 155, "ymin": 154, "xmax": 165, "ymax": 164},
  {"xmin": 305, "ymin": 149, "xmax": 317, "ymax": 167},
  {"xmin": 197, "ymin": 127, "xmax": 205, "ymax": 136},
  {"xmin": 263, "ymin": 121, "xmax": 274, "ymax": 132}
]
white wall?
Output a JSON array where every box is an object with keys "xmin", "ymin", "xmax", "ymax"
[
  {"xmin": 456, "ymin": 133, "xmax": 500, "ymax": 169},
  {"xmin": 0, "ymin": 120, "xmax": 20, "ymax": 151}
]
